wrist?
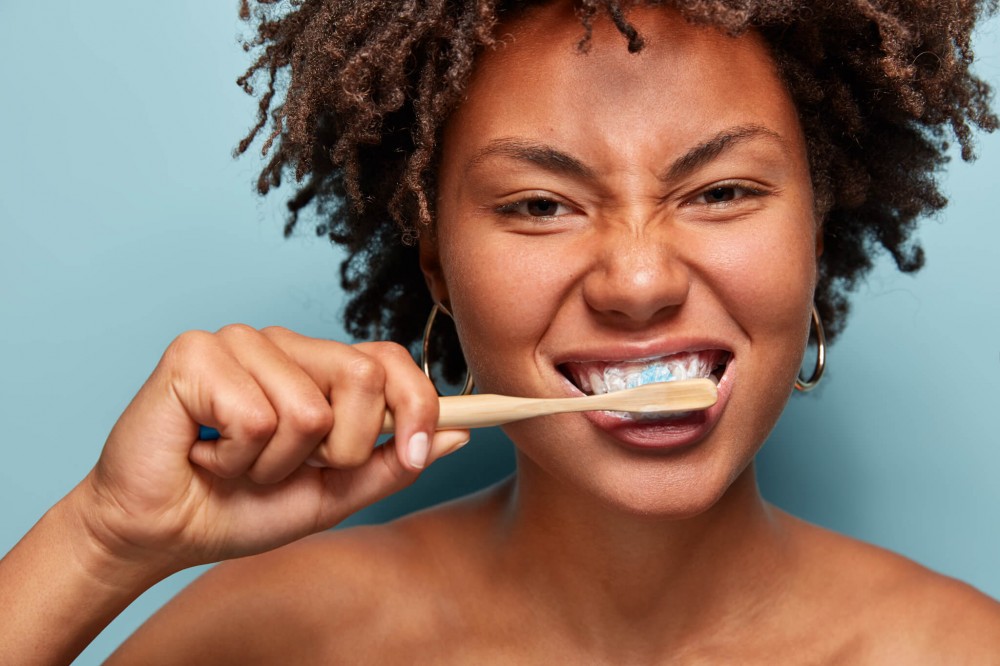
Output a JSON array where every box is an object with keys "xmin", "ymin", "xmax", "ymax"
[
  {"xmin": 59, "ymin": 473, "xmax": 181, "ymax": 592},
  {"xmin": 0, "ymin": 477, "xmax": 178, "ymax": 665}
]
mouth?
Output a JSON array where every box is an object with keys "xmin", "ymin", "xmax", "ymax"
[
  {"xmin": 560, "ymin": 349, "xmax": 731, "ymax": 394},
  {"xmin": 558, "ymin": 349, "xmax": 732, "ymax": 420}
]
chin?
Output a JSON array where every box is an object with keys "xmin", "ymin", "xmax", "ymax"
[
  {"xmin": 589, "ymin": 458, "xmax": 751, "ymax": 521},
  {"xmin": 511, "ymin": 414, "xmax": 757, "ymax": 522}
]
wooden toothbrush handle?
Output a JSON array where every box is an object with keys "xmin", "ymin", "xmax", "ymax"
[
  {"xmin": 380, "ymin": 393, "xmax": 552, "ymax": 434},
  {"xmin": 377, "ymin": 380, "xmax": 717, "ymax": 435}
]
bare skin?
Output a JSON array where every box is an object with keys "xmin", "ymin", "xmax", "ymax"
[
  {"xmin": 109, "ymin": 487, "xmax": 1000, "ymax": 664},
  {"xmin": 3, "ymin": 3, "xmax": 999, "ymax": 665}
]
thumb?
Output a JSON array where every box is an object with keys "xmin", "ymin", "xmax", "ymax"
[
  {"xmin": 314, "ymin": 430, "xmax": 471, "ymax": 527},
  {"xmin": 426, "ymin": 428, "xmax": 472, "ymax": 464}
]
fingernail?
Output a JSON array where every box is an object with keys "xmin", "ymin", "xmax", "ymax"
[
  {"xmin": 305, "ymin": 453, "xmax": 328, "ymax": 468},
  {"xmin": 441, "ymin": 435, "xmax": 470, "ymax": 457},
  {"xmin": 407, "ymin": 432, "xmax": 430, "ymax": 469}
]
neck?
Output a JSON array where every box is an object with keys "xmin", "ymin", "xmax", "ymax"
[{"xmin": 492, "ymin": 456, "xmax": 791, "ymax": 655}]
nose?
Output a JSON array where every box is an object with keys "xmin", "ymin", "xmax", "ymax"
[{"xmin": 581, "ymin": 225, "xmax": 690, "ymax": 325}]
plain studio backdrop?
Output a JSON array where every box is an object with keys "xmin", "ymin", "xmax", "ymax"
[{"xmin": 1, "ymin": 3, "xmax": 998, "ymax": 663}]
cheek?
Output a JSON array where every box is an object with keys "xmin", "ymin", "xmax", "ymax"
[
  {"xmin": 440, "ymin": 233, "xmax": 575, "ymax": 391},
  {"xmin": 696, "ymin": 212, "xmax": 817, "ymax": 411},
  {"xmin": 703, "ymin": 214, "xmax": 817, "ymax": 331}
]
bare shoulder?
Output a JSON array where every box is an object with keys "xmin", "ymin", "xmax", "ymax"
[
  {"xmin": 781, "ymin": 512, "xmax": 1000, "ymax": 664},
  {"xmin": 867, "ymin": 554, "xmax": 1000, "ymax": 663},
  {"xmin": 109, "ymin": 493, "xmax": 495, "ymax": 665}
]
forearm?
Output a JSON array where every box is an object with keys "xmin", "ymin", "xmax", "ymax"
[{"xmin": 0, "ymin": 482, "xmax": 169, "ymax": 666}]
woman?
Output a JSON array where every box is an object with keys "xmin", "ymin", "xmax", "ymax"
[{"xmin": 3, "ymin": 0, "xmax": 999, "ymax": 662}]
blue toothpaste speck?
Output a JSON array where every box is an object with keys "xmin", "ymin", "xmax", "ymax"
[{"xmin": 626, "ymin": 363, "xmax": 675, "ymax": 389}]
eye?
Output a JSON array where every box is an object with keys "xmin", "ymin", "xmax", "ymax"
[
  {"xmin": 690, "ymin": 183, "xmax": 764, "ymax": 206},
  {"xmin": 701, "ymin": 186, "xmax": 738, "ymax": 203},
  {"xmin": 496, "ymin": 197, "xmax": 574, "ymax": 218}
]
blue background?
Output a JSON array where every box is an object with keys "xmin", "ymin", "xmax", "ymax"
[{"xmin": 1, "ymin": 3, "xmax": 997, "ymax": 663}]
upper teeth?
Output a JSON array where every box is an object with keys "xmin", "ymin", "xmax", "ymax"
[{"xmin": 564, "ymin": 350, "xmax": 726, "ymax": 395}]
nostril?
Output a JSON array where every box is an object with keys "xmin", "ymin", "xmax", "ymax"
[{"xmin": 581, "ymin": 251, "xmax": 690, "ymax": 323}]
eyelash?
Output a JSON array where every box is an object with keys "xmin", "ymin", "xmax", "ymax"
[
  {"xmin": 494, "ymin": 181, "xmax": 767, "ymax": 220},
  {"xmin": 495, "ymin": 196, "xmax": 574, "ymax": 219},
  {"xmin": 688, "ymin": 181, "xmax": 766, "ymax": 206}
]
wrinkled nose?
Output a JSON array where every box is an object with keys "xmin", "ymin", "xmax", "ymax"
[{"xmin": 581, "ymin": 226, "xmax": 690, "ymax": 325}]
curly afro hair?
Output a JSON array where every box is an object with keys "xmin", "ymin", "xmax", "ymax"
[{"xmin": 236, "ymin": 0, "xmax": 996, "ymax": 382}]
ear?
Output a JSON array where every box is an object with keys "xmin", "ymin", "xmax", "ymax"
[{"xmin": 418, "ymin": 232, "xmax": 450, "ymax": 306}]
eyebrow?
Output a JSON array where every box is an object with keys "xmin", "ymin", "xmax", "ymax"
[
  {"xmin": 467, "ymin": 138, "xmax": 597, "ymax": 180},
  {"xmin": 662, "ymin": 124, "xmax": 785, "ymax": 182},
  {"xmin": 466, "ymin": 124, "xmax": 785, "ymax": 182}
]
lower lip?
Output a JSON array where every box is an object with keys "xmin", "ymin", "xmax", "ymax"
[{"xmin": 581, "ymin": 364, "xmax": 734, "ymax": 451}]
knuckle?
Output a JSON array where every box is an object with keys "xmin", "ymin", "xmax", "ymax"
[
  {"xmin": 163, "ymin": 330, "xmax": 214, "ymax": 369},
  {"xmin": 364, "ymin": 341, "xmax": 420, "ymax": 372},
  {"xmin": 260, "ymin": 325, "xmax": 292, "ymax": 341},
  {"xmin": 238, "ymin": 405, "xmax": 278, "ymax": 442},
  {"xmin": 397, "ymin": 389, "xmax": 438, "ymax": 417},
  {"xmin": 216, "ymin": 322, "xmax": 259, "ymax": 340},
  {"xmin": 286, "ymin": 400, "xmax": 334, "ymax": 438},
  {"xmin": 370, "ymin": 341, "xmax": 411, "ymax": 360},
  {"xmin": 342, "ymin": 355, "xmax": 386, "ymax": 390}
]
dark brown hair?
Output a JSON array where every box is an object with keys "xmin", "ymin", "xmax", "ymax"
[{"xmin": 236, "ymin": 0, "xmax": 996, "ymax": 380}]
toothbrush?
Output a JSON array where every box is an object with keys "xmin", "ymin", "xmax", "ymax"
[
  {"xmin": 379, "ymin": 377, "xmax": 717, "ymax": 433},
  {"xmin": 198, "ymin": 378, "xmax": 717, "ymax": 439}
]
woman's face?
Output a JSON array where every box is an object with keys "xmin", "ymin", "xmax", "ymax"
[{"xmin": 423, "ymin": 3, "xmax": 819, "ymax": 516}]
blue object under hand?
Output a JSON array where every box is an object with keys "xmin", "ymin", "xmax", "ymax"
[{"xmin": 198, "ymin": 425, "xmax": 221, "ymax": 440}]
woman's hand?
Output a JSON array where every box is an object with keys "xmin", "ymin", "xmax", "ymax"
[{"xmin": 75, "ymin": 325, "xmax": 469, "ymax": 574}]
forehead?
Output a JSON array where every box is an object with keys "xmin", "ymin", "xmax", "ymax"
[{"xmin": 442, "ymin": 3, "xmax": 804, "ymax": 168}]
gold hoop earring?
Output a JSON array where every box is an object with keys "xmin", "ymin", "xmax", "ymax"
[
  {"xmin": 422, "ymin": 303, "xmax": 474, "ymax": 396},
  {"xmin": 795, "ymin": 304, "xmax": 826, "ymax": 392}
]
